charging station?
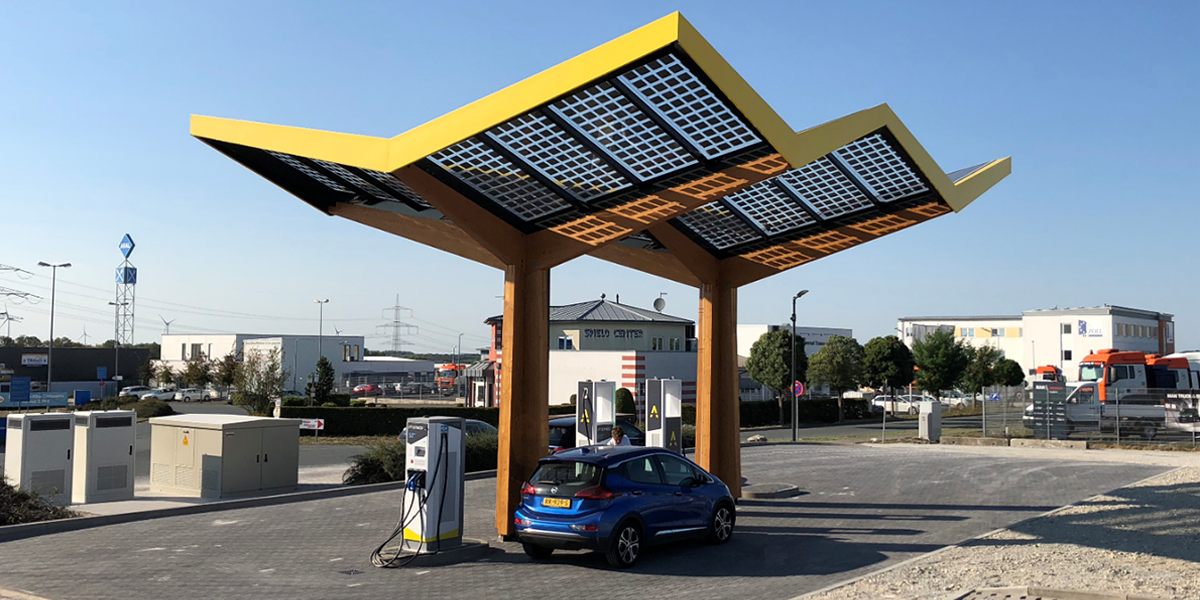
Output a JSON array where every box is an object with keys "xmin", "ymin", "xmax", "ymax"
[
  {"xmin": 575, "ymin": 380, "xmax": 615, "ymax": 446},
  {"xmin": 72, "ymin": 410, "xmax": 137, "ymax": 504},
  {"xmin": 4, "ymin": 413, "xmax": 75, "ymax": 504},
  {"xmin": 401, "ymin": 416, "xmax": 465, "ymax": 553},
  {"xmin": 646, "ymin": 379, "xmax": 683, "ymax": 453}
]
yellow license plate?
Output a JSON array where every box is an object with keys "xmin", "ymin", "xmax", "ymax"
[{"xmin": 541, "ymin": 497, "xmax": 571, "ymax": 508}]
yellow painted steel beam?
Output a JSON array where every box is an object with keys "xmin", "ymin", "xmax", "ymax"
[
  {"xmin": 190, "ymin": 116, "xmax": 391, "ymax": 171},
  {"xmin": 949, "ymin": 157, "xmax": 1012, "ymax": 211}
]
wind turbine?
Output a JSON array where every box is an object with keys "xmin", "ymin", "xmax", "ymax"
[
  {"xmin": 159, "ymin": 315, "xmax": 176, "ymax": 335},
  {"xmin": 79, "ymin": 326, "xmax": 91, "ymax": 346},
  {"xmin": 333, "ymin": 324, "xmax": 342, "ymax": 335},
  {"xmin": 0, "ymin": 303, "xmax": 22, "ymax": 338}
]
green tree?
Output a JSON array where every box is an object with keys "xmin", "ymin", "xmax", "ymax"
[
  {"xmin": 615, "ymin": 387, "xmax": 635, "ymax": 414},
  {"xmin": 215, "ymin": 352, "xmax": 238, "ymax": 399},
  {"xmin": 232, "ymin": 348, "xmax": 288, "ymax": 416},
  {"xmin": 310, "ymin": 356, "xmax": 335, "ymax": 404},
  {"xmin": 861, "ymin": 336, "xmax": 916, "ymax": 393},
  {"xmin": 137, "ymin": 361, "xmax": 154, "ymax": 386},
  {"xmin": 994, "ymin": 358, "xmax": 1026, "ymax": 388},
  {"xmin": 807, "ymin": 335, "xmax": 864, "ymax": 422},
  {"xmin": 181, "ymin": 356, "xmax": 213, "ymax": 388},
  {"xmin": 961, "ymin": 346, "xmax": 1003, "ymax": 403},
  {"xmin": 912, "ymin": 329, "xmax": 971, "ymax": 400},
  {"xmin": 14, "ymin": 335, "xmax": 43, "ymax": 347},
  {"xmin": 155, "ymin": 364, "xmax": 177, "ymax": 388},
  {"xmin": 53, "ymin": 337, "xmax": 83, "ymax": 348},
  {"xmin": 745, "ymin": 329, "xmax": 806, "ymax": 426},
  {"xmin": 0, "ymin": 336, "xmax": 14, "ymax": 347}
]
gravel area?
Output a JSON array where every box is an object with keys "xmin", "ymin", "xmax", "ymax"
[{"xmin": 802, "ymin": 467, "xmax": 1200, "ymax": 600}]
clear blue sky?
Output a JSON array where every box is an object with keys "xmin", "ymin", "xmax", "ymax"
[{"xmin": 2, "ymin": 1, "xmax": 1198, "ymax": 357}]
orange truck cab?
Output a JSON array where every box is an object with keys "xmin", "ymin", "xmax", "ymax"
[
  {"xmin": 1076, "ymin": 349, "xmax": 1190, "ymax": 402},
  {"xmin": 1034, "ymin": 365, "xmax": 1063, "ymax": 383}
]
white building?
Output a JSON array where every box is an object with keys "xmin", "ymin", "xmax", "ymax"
[
  {"xmin": 898, "ymin": 305, "xmax": 1176, "ymax": 382},
  {"xmin": 160, "ymin": 333, "xmax": 368, "ymax": 392}
]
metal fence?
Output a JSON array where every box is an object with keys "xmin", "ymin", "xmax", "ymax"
[{"xmin": 989, "ymin": 383, "xmax": 1200, "ymax": 447}]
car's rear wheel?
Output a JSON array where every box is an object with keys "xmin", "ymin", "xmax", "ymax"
[
  {"xmin": 522, "ymin": 543, "xmax": 553, "ymax": 559},
  {"xmin": 606, "ymin": 522, "xmax": 641, "ymax": 568},
  {"xmin": 708, "ymin": 502, "xmax": 734, "ymax": 544}
]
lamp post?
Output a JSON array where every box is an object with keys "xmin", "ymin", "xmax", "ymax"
[
  {"xmin": 791, "ymin": 289, "xmax": 809, "ymax": 442},
  {"xmin": 38, "ymin": 262, "xmax": 71, "ymax": 393},
  {"xmin": 314, "ymin": 299, "xmax": 329, "ymax": 359},
  {"xmin": 109, "ymin": 301, "xmax": 128, "ymax": 389}
]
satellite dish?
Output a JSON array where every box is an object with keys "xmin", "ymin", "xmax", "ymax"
[{"xmin": 653, "ymin": 297, "xmax": 666, "ymax": 313}]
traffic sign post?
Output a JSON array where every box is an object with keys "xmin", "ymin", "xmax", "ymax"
[{"xmin": 300, "ymin": 418, "xmax": 325, "ymax": 440}]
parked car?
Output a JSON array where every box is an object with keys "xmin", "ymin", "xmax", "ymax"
[
  {"xmin": 118, "ymin": 385, "xmax": 150, "ymax": 398},
  {"xmin": 871, "ymin": 396, "xmax": 917, "ymax": 415},
  {"xmin": 173, "ymin": 388, "xmax": 207, "ymax": 402},
  {"xmin": 352, "ymin": 384, "xmax": 383, "ymax": 397},
  {"xmin": 397, "ymin": 418, "xmax": 497, "ymax": 442},
  {"xmin": 515, "ymin": 445, "xmax": 735, "ymax": 568},
  {"xmin": 138, "ymin": 388, "xmax": 176, "ymax": 401},
  {"xmin": 548, "ymin": 416, "xmax": 645, "ymax": 452}
]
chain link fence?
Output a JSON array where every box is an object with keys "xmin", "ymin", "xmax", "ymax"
[{"xmin": 985, "ymin": 383, "xmax": 1200, "ymax": 448}]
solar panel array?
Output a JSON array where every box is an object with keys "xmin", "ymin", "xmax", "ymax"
[{"xmin": 250, "ymin": 50, "xmax": 949, "ymax": 263}]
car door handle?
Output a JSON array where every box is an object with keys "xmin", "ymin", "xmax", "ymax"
[
  {"xmin": 674, "ymin": 491, "xmax": 683, "ymax": 496},
  {"xmin": 631, "ymin": 490, "xmax": 642, "ymax": 496}
]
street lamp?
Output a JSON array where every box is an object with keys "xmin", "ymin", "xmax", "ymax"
[
  {"xmin": 791, "ymin": 289, "xmax": 809, "ymax": 442},
  {"xmin": 314, "ymin": 299, "xmax": 329, "ymax": 358},
  {"xmin": 109, "ymin": 301, "xmax": 128, "ymax": 390},
  {"xmin": 37, "ymin": 262, "xmax": 71, "ymax": 392}
]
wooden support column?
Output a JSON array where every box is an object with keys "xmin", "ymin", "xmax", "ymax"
[
  {"xmin": 695, "ymin": 276, "xmax": 741, "ymax": 497},
  {"xmin": 495, "ymin": 261, "xmax": 550, "ymax": 537}
]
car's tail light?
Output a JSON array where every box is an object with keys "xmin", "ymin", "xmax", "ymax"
[
  {"xmin": 574, "ymin": 486, "xmax": 620, "ymax": 500},
  {"xmin": 515, "ymin": 516, "xmax": 531, "ymax": 526},
  {"xmin": 570, "ymin": 524, "xmax": 599, "ymax": 532},
  {"xmin": 521, "ymin": 482, "xmax": 536, "ymax": 496}
]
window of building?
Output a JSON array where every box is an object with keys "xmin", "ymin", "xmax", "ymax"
[
  {"xmin": 652, "ymin": 337, "xmax": 663, "ymax": 351},
  {"xmin": 1153, "ymin": 326, "xmax": 1158, "ymax": 338},
  {"xmin": 991, "ymin": 328, "xmax": 1001, "ymax": 337},
  {"xmin": 181, "ymin": 343, "xmax": 187, "ymax": 359},
  {"xmin": 961, "ymin": 327, "xmax": 974, "ymax": 338},
  {"xmin": 1063, "ymin": 350, "xmax": 1073, "ymax": 361},
  {"xmin": 343, "ymin": 345, "xmax": 351, "ymax": 361},
  {"xmin": 1019, "ymin": 328, "xmax": 1024, "ymax": 337},
  {"xmin": 669, "ymin": 337, "xmax": 681, "ymax": 351},
  {"xmin": 191, "ymin": 344, "xmax": 202, "ymax": 359},
  {"xmin": 557, "ymin": 336, "xmax": 574, "ymax": 350},
  {"xmin": 1062, "ymin": 324, "xmax": 1071, "ymax": 335}
]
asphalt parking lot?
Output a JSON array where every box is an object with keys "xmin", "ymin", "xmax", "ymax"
[{"xmin": 0, "ymin": 444, "xmax": 1167, "ymax": 600}]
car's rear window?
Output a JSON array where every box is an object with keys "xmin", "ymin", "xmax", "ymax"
[
  {"xmin": 531, "ymin": 461, "xmax": 601, "ymax": 497},
  {"xmin": 548, "ymin": 425, "xmax": 572, "ymax": 448}
]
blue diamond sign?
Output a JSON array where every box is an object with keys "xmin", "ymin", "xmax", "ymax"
[{"xmin": 119, "ymin": 233, "xmax": 135, "ymax": 258}]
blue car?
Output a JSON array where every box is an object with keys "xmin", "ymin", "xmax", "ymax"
[{"xmin": 514, "ymin": 446, "xmax": 736, "ymax": 568}]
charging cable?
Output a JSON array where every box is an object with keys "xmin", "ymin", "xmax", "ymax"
[{"xmin": 370, "ymin": 431, "xmax": 450, "ymax": 568}]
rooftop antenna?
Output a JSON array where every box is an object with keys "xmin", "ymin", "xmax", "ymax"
[
  {"xmin": 653, "ymin": 292, "xmax": 667, "ymax": 313},
  {"xmin": 159, "ymin": 314, "xmax": 176, "ymax": 335}
]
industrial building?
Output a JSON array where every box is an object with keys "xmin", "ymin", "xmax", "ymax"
[
  {"xmin": 898, "ymin": 305, "xmax": 1175, "ymax": 382},
  {"xmin": 158, "ymin": 333, "xmax": 369, "ymax": 392},
  {"xmin": 0, "ymin": 347, "xmax": 151, "ymax": 404},
  {"xmin": 472, "ymin": 296, "xmax": 697, "ymax": 410}
]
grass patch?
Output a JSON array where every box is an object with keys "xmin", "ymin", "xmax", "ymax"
[{"xmin": 299, "ymin": 434, "xmax": 393, "ymax": 446}]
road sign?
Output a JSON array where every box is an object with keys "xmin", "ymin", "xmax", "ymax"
[
  {"xmin": 988, "ymin": 392, "xmax": 1001, "ymax": 401},
  {"xmin": 793, "ymin": 381, "xmax": 805, "ymax": 396},
  {"xmin": 74, "ymin": 390, "xmax": 91, "ymax": 405},
  {"xmin": 99, "ymin": 380, "xmax": 105, "ymax": 388},
  {"xmin": 10, "ymin": 377, "xmax": 31, "ymax": 405},
  {"xmin": 97, "ymin": 366, "xmax": 107, "ymax": 380},
  {"xmin": 114, "ymin": 375, "xmax": 123, "ymax": 381},
  {"xmin": 299, "ymin": 419, "xmax": 325, "ymax": 430},
  {"xmin": 119, "ymin": 233, "xmax": 135, "ymax": 258}
]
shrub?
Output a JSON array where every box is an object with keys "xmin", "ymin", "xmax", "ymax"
[
  {"xmin": 350, "ymin": 399, "xmax": 367, "ymax": 407},
  {"xmin": 681, "ymin": 424, "xmax": 696, "ymax": 450},
  {"xmin": 615, "ymin": 388, "xmax": 635, "ymax": 414},
  {"xmin": 548, "ymin": 405, "xmax": 575, "ymax": 416},
  {"xmin": 282, "ymin": 396, "xmax": 308, "ymax": 408},
  {"xmin": 327, "ymin": 394, "xmax": 352, "ymax": 407},
  {"xmin": 321, "ymin": 402, "xmax": 338, "ymax": 408},
  {"xmin": 681, "ymin": 398, "xmax": 871, "ymax": 428},
  {"xmin": 1, "ymin": 480, "xmax": 78, "ymax": 525},
  {"xmin": 127, "ymin": 399, "xmax": 175, "ymax": 420},
  {"xmin": 465, "ymin": 433, "xmax": 498, "ymax": 472},
  {"xmin": 343, "ymin": 439, "xmax": 406, "ymax": 485}
]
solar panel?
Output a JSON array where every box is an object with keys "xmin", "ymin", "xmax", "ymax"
[
  {"xmin": 311, "ymin": 159, "xmax": 394, "ymax": 204},
  {"xmin": 835, "ymin": 134, "xmax": 927, "ymax": 202},
  {"xmin": 776, "ymin": 157, "xmax": 874, "ymax": 219},
  {"xmin": 620, "ymin": 54, "xmax": 761, "ymax": 159},
  {"xmin": 723, "ymin": 179, "xmax": 815, "ymax": 235},
  {"xmin": 430, "ymin": 137, "xmax": 573, "ymax": 222},
  {"xmin": 675, "ymin": 202, "xmax": 761, "ymax": 249},
  {"xmin": 489, "ymin": 111, "xmax": 631, "ymax": 200},
  {"xmin": 550, "ymin": 82, "xmax": 698, "ymax": 181},
  {"xmin": 359, "ymin": 169, "xmax": 433, "ymax": 209},
  {"xmin": 266, "ymin": 150, "xmax": 350, "ymax": 193}
]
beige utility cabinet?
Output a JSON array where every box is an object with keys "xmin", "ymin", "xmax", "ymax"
[
  {"xmin": 72, "ymin": 410, "xmax": 137, "ymax": 504},
  {"xmin": 4, "ymin": 413, "xmax": 74, "ymax": 505},
  {"xmin": 149, "ymin": 415, "xmax": 301, "ymax": 498}
]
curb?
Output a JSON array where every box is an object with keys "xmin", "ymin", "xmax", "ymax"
[
  {"xmin": 786, "ymin": 466, "xmax": 1185, "ymax": 600},
  {"xmin": 0, "ymin": 469, "xmax": 498, "ymax": 544}
]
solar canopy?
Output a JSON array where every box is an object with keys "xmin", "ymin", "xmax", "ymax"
[{"xmin": 192, "ymin": 13, "xmax": 1009, "ymax": 286}]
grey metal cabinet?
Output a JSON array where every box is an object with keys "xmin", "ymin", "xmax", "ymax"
[{"xmin": 149, "ymin": 415, "xmax": 301, "ymax": 498}]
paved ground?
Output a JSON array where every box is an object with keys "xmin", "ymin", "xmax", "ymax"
[
  {"xmin": 0, "ymin": 444, "xmax": 1169, "ymax": 600},
  {"xmin": 740, "ymin": 415, "xmax": 984, "ymax": 442}
]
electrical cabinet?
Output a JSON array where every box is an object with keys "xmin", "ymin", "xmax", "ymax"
[
  {"xmin": 149, "ymin": 414, "xmax": 301, "ymax": 498},
  {"xmin": 4, "ymin": 413, "xmax": 75, "ymax": 504},
  {"xmin": 72, "ymin": 410, "xmax": 137, "ymax": 504}
]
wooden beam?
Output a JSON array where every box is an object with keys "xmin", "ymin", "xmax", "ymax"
[
  {"xmin": 648, "ymin": 224, "xmax": 719, "ymax": 283},
  {"xmin": 394, "ymin": 165, "xmax": 525, "ymax": 266},
  {"xmin": 329, "ymin": 203, "xmax": 505, "ymax": 270},
  {"xmin": 588, "ymin": 243, "xmax": 702, "ymax": 288},
  {"xmin": 494, "ymin": 262, "xmax": 550, "ymax": 538},
  {"xmin": 695, "ymin": 278, "xmax": 741, "ymax": 497}
]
